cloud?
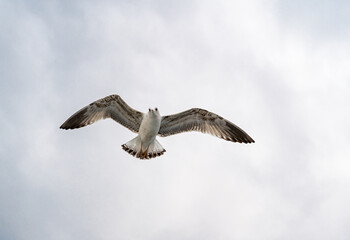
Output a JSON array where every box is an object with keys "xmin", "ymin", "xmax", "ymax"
[{"xmin": 1, "ymin": 0, "xmax": 350, "ymax": 239}]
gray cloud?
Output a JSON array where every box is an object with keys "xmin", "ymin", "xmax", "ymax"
[{"xmin": 1, "ymin": 0, "xmax": 350, "ymax": 239}]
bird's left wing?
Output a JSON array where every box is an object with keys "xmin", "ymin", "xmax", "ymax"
[
  {"xmin": 158, "ymin": 108, "xmax": 254, "ymax": 143},
  {"xmin": 60, "ymin": 95, "xmax": 143, "ymax": 133}
]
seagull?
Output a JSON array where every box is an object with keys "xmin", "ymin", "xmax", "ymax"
[{"xmin": 60, "ymin": 95, "xmax": 254, "ymax": 159}]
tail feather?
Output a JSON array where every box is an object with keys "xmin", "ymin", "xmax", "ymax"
[
  {"xmin": 146, "ymin": 139, "xmax": 166, "ymax": 159},
  {"xmin": 121, "ymin": 137, "xmax": 166, "ymax": 160}
]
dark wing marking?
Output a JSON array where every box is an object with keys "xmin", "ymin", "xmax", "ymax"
[
  {"xmin": 158, "ymin": 108, "xmax": 254, "ymax": 143},
  {"xmin": 60, "ymin": 95, "xmax": 143, "ymax": 133}
]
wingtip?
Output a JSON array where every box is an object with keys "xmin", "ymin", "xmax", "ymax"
[
  {"xmin": 244, "ymin": 137, "xmax": 255, "ymax": 144},
  {"xmin": 249, "ymin": 135, "xmax": 255, "ymax": 143},
  {"xmin": 233, "ymin": 136, "xmax": 254, "ymax": 144},
  {"xmin": 59, "ymin": 123, "xmax": 72, "ymax": 130}
]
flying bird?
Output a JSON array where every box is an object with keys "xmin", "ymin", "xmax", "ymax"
[{"xmin": 60, "ymin": 95, "xmax": 254, "ymax": 159}]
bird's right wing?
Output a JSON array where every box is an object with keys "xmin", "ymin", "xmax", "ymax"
[
  {"xmin": 60, "ymin": 95, "xmax": 143, "ymax": 133},
  {"xmin": 158, "ymin": 108, "xmax": 254, "ymax": 143}
]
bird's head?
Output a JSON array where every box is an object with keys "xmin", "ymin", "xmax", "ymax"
[{"xmin": 148, "ymin": 108, "xmax": 160, "ymax": 116}]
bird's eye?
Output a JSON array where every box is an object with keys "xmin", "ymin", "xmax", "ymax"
[
  {"xmin": 155, "ymin": 108, "xmax": 158, "ymax": 111},
  {"xmin": 149, "ymin": 108, "xmax": 151, "ymax": 111}
]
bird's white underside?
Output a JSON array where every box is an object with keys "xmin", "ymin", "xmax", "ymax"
[{"xmin": 138, "ymin": 110, "xmax": 161, "ymax": 148}]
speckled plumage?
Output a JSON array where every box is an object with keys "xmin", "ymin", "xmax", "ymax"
[{"xmin": 60, "ymin": 94, "xmax": 254, "ymax": 159}]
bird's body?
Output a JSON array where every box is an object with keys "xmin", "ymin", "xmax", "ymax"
[
  {"xmin": 121, "ymin": 109, "xmax": 165, "ymax": 159},
  {"xmin": 60, "ymin": 94, "xmax": 254, "ymax": 159},
  {"xmin": 139, "ymin": 109, "xmax": 161, "ymax": 146}
]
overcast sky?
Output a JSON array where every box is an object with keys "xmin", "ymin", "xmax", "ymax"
[{"xmin": 1, "ymin": 0, "xmax": 350, "ymax": 239}]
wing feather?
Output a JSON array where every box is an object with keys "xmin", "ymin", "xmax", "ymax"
[
  {"xmin": 158, "ymin": 108, "xmax": 254, "ymax": 143},
  {"xmin": 60, "ymin": 95, "xmax": 143, "ymax": 133}
]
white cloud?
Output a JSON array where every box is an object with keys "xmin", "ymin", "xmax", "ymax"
[{"xmin": 1, "ymin": 0, "xmax": 350, "ymax": 239}]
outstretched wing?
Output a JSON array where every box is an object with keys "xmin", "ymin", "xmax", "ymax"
[
  {"xmin": 158, "ymin": 108, "xmax": 254, "ymax": 143},
  {"xmin": 60, "ymin": 95, "xmax": 143, "ymax": 133}
]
